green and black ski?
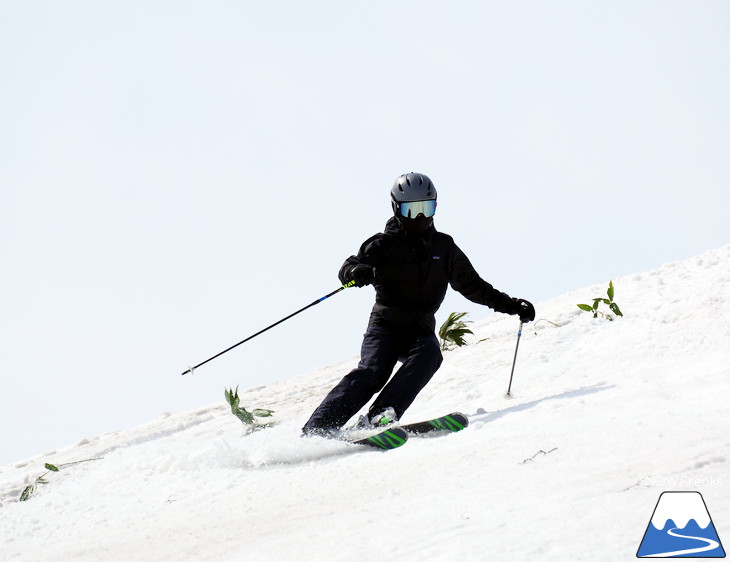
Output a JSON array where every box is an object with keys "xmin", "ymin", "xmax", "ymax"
[
  {"xmin": 336, "ymin": 412, "xmax": 468, "ymax": 450},
  {"xmin": 400, "ymin": 412, "xmax": 469, "ymax": 436},
  {"xmin": 350, "ymin": 427, "xmax": 408, "ymax": 450}
]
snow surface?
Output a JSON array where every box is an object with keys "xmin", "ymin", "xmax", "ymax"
[{"xmin": 1, "ymin": 246, "xmax": 728, "ymax": 561}]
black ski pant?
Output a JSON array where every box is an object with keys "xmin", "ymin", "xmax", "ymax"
[{"xmin": 302, "ymin": 322, "xmax": 443, "ymax": 432}]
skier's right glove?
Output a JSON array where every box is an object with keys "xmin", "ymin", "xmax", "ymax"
[{"xmin": 345, "ymin": 264, "xmax": 375, "ymax": 287}]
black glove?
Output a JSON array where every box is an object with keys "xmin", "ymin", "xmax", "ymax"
[
  {"xmin": 346, "ymin": 264, "xmax": 375, "ymax": 287},
  {"xmin": 513, "ymin": 298, "xmax": 535, "ymax": 323}
]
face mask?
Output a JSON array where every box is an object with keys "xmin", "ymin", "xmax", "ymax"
[{"xmin": 398, "ymin": 214, "xmax": 433, "ymax": 234}]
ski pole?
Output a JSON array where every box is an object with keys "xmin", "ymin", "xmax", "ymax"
[
  {"xmin": 505, "ymin": 321, "xmax": 523, "ymax": 398},
  {"xmin": 181, "ymin": 280, "xmax": 356, "ymax": 376}
]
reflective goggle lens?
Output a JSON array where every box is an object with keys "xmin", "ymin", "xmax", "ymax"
[{"xmin": 398, "ymin": 200, "xmax": 437, "ymax": 218}]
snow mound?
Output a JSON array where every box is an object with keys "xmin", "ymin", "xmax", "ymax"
[{"xmin": 1, "ymin": 245, "xmax": 728, "ymax": 561}]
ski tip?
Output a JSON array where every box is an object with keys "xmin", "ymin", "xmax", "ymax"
[
  {"xmin": 450, "ymin": 412, "xmax": 469, "ymax": 429},
  {"xmin": 399, "ymin": 412, "xmax": 469, "ymax": 436},
  {"xmin": 439, "ymin": 412, "xmax": 468, "ymax": 432}
]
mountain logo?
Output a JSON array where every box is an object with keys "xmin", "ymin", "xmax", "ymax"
[{"xmin": 637, "ymin": 491, "xmax": 726, "ymax": 558}]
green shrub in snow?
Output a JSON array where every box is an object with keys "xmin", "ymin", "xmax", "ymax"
[
  {"xmin": 224, "ymin": 386, "xmax": 275, "ymax": 432},
  {"xmin": 20, "ymin": 458, "xmax": 102, "ymax": 502},
  {"xmin": 439, "ymin": 312, "xmax": 474, "ymax": 351},
  {"xmin": 577, "ymin": 281, "xmax": 623, "ymax": 321}
]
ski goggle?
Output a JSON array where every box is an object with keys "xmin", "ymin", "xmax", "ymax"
[{"xmin": 397, "ymin": 199, "xmax": 437, "ymax": 218}]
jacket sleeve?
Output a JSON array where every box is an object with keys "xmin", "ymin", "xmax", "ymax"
[
  {"xmin": 338, "ymin": 233, "xmax": 383, "ymax": 284},
  {"xmin": 447, "ymin": 241, "xmax": 517, "ymax": 315}
]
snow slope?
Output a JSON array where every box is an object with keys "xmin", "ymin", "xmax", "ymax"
[{"xmin": 1, "ymin": 246, "xmax": 728, "ymax": 561}]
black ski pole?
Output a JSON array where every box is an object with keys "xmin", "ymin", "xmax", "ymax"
[
  {"xmin": 181, "ymin": 280, "xmax": 356, "ymax": 376},
  {"xmin": 505, "ymin": 321, "xmax": 523, "ymax": 398}
]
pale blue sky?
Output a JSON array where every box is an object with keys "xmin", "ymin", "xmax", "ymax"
[{"xmin": 2, "ymin": 1, "xmax": 728, "ymax": 465}]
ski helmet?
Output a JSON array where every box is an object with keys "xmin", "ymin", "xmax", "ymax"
[
  {"xmin": 390, "ymin": 172, "xmax": 437, "ymax": 204},
  {"xmin": 390, "ymin": 173, "xmax": 437, "ymax": 233}
]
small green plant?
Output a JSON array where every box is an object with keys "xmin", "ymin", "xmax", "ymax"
[
  {"xmin": 438, "ymin": 312, "xmax": 474, "ymax": 350},
  {"xmin": 224, "ymin": 386, "xmax": 275, "ymax": 432},
  {"xmin": 20, "ymin": 457, "xmax": 102, "ymax": 501},
  {"xmin": 577, "ymin": 280, "xmax": 623, "ymax": 321}
]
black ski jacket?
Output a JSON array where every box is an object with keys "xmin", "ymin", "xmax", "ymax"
[{"xmin": 339, "ymin": 217, "xmax": 518, "ymax": 332}]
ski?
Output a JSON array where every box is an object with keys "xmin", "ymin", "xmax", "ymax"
[
  {"xmin": 400, "ymin": 412, "xmax": 469, "ymax": 437},
  {"xmin": 350, "ymin": 427, "xmax": 409, "ymax": 450},
  {"xmin": 313, "ymin": 412, "xmax": 466, "ymax": 450}
]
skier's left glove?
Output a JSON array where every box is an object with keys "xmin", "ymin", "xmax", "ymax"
[{"xmin": 512, "ymin": 298, "xmax": 535, "ymax": 323}]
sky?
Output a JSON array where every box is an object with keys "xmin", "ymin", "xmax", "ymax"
[{"xmin": 2, "ymin": 1, "xmax": 728, "ymax": 466}]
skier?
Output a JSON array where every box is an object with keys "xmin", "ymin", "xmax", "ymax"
[{"xmin": 302, "ymin": 173, "xmax": 535, "ymax": 436}]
